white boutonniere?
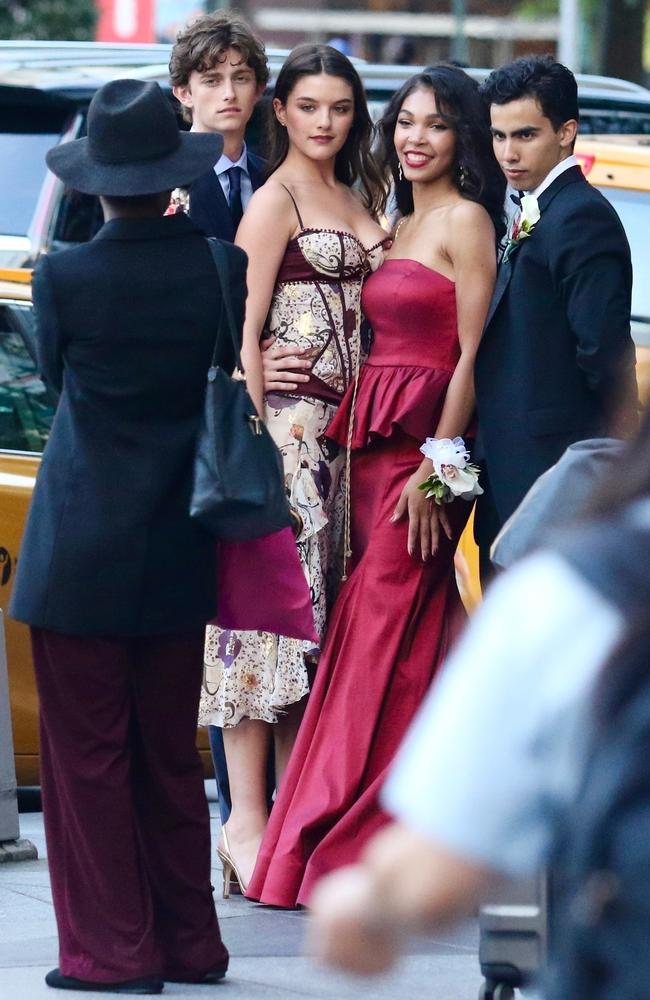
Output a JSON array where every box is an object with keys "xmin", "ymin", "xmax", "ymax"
[{"xmin": 502, "ymin": 193, "xmax": 540, "ymax": 264}]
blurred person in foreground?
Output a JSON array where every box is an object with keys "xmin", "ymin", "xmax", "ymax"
[
  {"xmin": 310, "ymin": 411, "xmax": 650, "ymax": 1000},
  {"xmin": 9, "ymin": 80, "xmax": 246, "ymax": 993},
  {"xmin": 473, "ymin": 55, "xmax": 638, "ymax": 582}
]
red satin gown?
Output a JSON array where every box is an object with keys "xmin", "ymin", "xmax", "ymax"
[{"xmin": 247, "ymin": 259, "xmax": 472, "ymax": 907}]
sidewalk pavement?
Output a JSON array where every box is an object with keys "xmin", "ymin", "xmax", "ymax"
[{"xmin": 0, "ymin": 786, "xmax": 482, "ymax": 1000}]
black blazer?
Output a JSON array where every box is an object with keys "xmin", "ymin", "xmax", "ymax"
[
  {"xmin": 10, "ymin": 213, "xmax": 247, "ymax": 636},
  {"xmin": 475, "ymin": 166, "xmax": 638, "ymax": 540},
  {"xmin": 188, "ymin": 150, "xmax": 266, "ymax": 241}
]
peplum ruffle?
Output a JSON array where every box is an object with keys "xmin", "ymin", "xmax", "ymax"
[{"xmin": 327, "ymin": 362, "xmax": 454, "ymax": 449}]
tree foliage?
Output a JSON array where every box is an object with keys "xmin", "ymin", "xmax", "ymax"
[
  {"xmin": 516, "ymin": 0, "xmax": 646, "ymax": 83},
  {"xmin": 593, "ymin": 0, "xmax": 645, "ymax": 83},
  {"xmin": 0, "ymin": 0, "xmax": 97, "ymax": 41}
]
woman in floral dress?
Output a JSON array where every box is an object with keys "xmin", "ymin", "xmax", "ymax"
[{"xmin": 199, "ymin": 43, "xmax": 387, "ymax": 892}]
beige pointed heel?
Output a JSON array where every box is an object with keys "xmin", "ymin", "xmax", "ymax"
[{"xmin": 216, "ymin": 828, "xmax": 248, "ymax": 899}]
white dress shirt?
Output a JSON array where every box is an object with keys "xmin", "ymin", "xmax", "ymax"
[
  {"xmin": 505, "ymin": 153, "xmax": 580, "ymax": 219},
  {"xmin": 529, "ymin": 153, "xmax": 579, "ymax": 198},
  {"xmin": 382, "ymin": 551, "xmax": 623, "ymax": 876}
]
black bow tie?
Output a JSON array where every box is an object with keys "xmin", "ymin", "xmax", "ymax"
[{"xmin": 510, "ymin": 190, "xmax": 524, "ymax": 208}]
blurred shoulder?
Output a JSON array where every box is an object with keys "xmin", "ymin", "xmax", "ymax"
[
  {"xmin": 558, "ymin": 175, "xmax": 630, "ymax": 243},
  {"xmin": 207, "ymin": 238, "xmax": 248, "ymax": 277}
]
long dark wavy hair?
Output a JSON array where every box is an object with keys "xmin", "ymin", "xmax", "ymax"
[
  {"xmin": 379, "ymin": 65, "xmax": 506, "ymax": 242},
  {"xmin": 266, "ymin": 43, "xmax": 386, "ymax": 217}
]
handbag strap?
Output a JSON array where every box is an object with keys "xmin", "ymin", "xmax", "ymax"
[{"xmin": 205, "ymin": 237, "xmax": 244, "ymax": 372}]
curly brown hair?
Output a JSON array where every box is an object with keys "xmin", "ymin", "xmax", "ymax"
[{"xmin": 169, "ymin": 11, "xmax": 269, "ymax": 123}]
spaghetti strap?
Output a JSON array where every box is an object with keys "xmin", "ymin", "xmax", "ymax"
[{"xmin": 281, "ymin": 184, "xmax": 305, "ymax": 230}]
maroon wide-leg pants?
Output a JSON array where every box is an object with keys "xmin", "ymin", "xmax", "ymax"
[{"xmin": 31, "ymin": 628, "xmax": 228, "ymax": 984}]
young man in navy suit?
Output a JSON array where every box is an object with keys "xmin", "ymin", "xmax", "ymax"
[
  {"xmin": 474, "ymin": 56, "xmax": 638, "ymax": 580},
  {"xmin": 170, "ymin": 12, "xmax": 268, "ymax": 241},
  {"xmin": 170, "ymin": 13, "xmax": 275, "ymax": 829}
]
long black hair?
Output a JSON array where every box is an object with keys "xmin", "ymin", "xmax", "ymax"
[
  {"xmin": 378, "ymin": 64, "xmax": 506, "ymax": 242},
  {"xmin": 266, "ymin": 43, "xmax": 386, "ymax": 217}
]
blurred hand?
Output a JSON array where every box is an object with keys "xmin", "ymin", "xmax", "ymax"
[
  {"xmin": 261, "ymin": 335, "xmax": 313, "ymax": 393},
  {"xmin": 391, "ymin": 468, "xmax": 452, "ymax": 561},
  {"xmin": 308, "ymin": 866, "xmax": 400, "ymax": 976}
]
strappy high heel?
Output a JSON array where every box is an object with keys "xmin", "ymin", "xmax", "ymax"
[{"xmin": 216, "ymin": 827, "xmax": 248, "ymax": 898}]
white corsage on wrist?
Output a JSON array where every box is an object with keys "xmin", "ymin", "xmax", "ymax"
[{"xmin": 418, "ymin": 436, "xmax": 483, "ymax": 504}]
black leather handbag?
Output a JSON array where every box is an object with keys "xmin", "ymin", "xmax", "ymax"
[{"xmin": 190, "ymin": 238, "xmax": 292, "ymax": 541}]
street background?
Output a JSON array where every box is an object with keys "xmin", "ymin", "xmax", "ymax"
[
  {"xmin": 1, "ymin": 2, "xmax": 649, "ymax": 85},
  {"xmin": 0, "ymin": 786, "xmax": 482, "ymax": 1000}
]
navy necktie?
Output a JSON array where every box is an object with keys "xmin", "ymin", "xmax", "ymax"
[{"xmin": 227, "ymin": 166, "xmax": 243, "ymax": 228}]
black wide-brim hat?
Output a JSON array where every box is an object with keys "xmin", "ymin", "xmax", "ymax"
[{"xmin": 46, "ymin": 78, "xmax": 223, "ymax": 197}]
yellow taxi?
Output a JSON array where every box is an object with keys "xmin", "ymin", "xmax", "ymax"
[
  {"xmin": 575, "ymin": 135, "xmax": 650, "ymax": 401},
  {"xmin": 0, "ymin": 268, "xmax": 42, "ymax": 784}
]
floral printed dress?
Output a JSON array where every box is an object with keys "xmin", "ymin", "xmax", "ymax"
[{"xmin": 199, "ymin": 209, "xmax": 387, "ymax": 728}]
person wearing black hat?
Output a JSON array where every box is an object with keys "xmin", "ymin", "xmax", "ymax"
[{"xmin": 10, "ymin": 79, "xmax": 247, "ymax": 994}]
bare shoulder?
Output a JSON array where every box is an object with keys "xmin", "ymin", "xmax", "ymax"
[
  {"xmin": 245, "ymin": 178, "xmax": 295, "ymax": 218},
  {"xmin": 447, "ymin": 200, "xmax": 496, "ymax": 251},
  {"xmin": 237, "ymin": 179, "xmax": 297, "ymax": 246},
  {"xmin": 449, "ymin": 199, "xmax": 493, "ymax": 229}
]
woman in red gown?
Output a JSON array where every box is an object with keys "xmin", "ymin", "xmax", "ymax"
[{"xmin": 248, "ymin": 65, "xmax": 507, "ymax": 907}]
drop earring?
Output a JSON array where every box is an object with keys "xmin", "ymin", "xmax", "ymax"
[
  {"xmin": 459, "ymin": 164, "xmax": 467, "ymax": 188},
  {"xmin": 397, "ymin": 161, "xmax": 403, "ymax": 181}
]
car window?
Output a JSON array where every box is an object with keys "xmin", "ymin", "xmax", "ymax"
[
  {"xmin": 581, "ymin": 110, "xmax": 650, "ymax": 135},
  {"xmin": 0, "ymin": 131, "xmax": 60, "ymax": 237},
  {"xmin": 598, "ymin": 187, "xmax": 650, "ymax": 346},
  {"xmin": 0, "ymin": 93, "xmax": 72, "ymax": 240},
  {"xmin": 0, "ymin": 303, "xmax": 55, "ymax": 453}
]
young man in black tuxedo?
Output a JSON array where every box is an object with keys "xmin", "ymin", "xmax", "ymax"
[
  {"xmin": 474, "ymin": 56, "xmax": 638, "ymax": 580},
  {"xmin": 170, "ymin": 12, "xmax": 268, "ymax": 241}
]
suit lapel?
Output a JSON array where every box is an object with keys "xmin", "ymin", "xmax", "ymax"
[
  {"xmin": 483, "ymin": 166, "xmax": 586, "ymax": 331},
  {"xmin": 205, "ymin": 170, "xmax": 234, "ymax": 239},
  {"xmin": 247, "ymin": 152, "xmax": 267, "ymax": 192},
  {"xmin": 189, "ymin": 153, "xmax": 268, "ymax": 239},
  {"xmin": 190, "ymin": 169, "xmax": 234, "ymax": 241},
  {"xmin": 484, "ymin": 254, "xmax": 514, "ymax": 330},
  {"xmin": 537, "ymin": 164, "xmax": 585, "ymax": 213}
]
